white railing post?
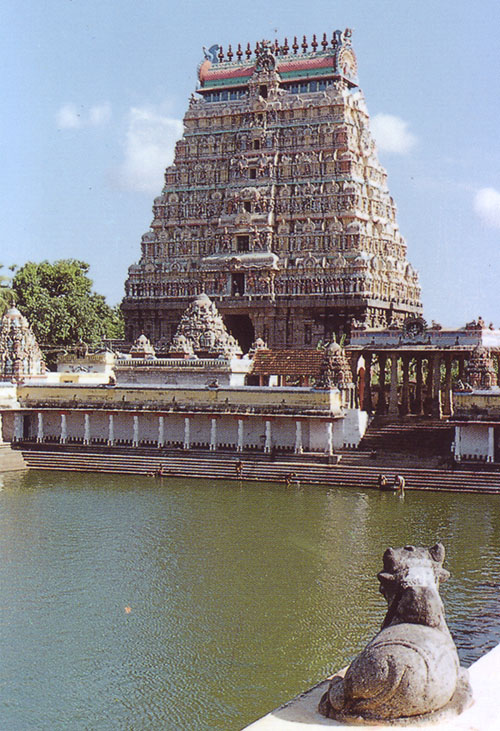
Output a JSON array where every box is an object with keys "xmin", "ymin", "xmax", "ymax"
[
  {"xmin": 37, "ymin": 412, "xmax": 44, "ymax": 443},
  {"xmin": 237, "ymin": 419, "xmax": 244, "ymax": 453},
  {"xmin": 294, "ymin": 421, "xmax": 303, "ymax": 454},
  {"xmin": 210, "ymin": 418, "xmax": 217, "ymax": 451},
  {"xmin": 325, "ymin": 422, "xmax": 333, "ymax": 456},
  {"xmin": 264, "ymin": 420, "xmax": 272, "ymax": 454},
  {"xmin": 60, "ymin": 413, "xmax": 67, "ymax": 444},
  {"xmin": 108, "ymin": 414, "xmax": 115, "ymax": 446},
  {"xmin": 183, "ymin": 417, "xmax": 190, "ymax": 450},
  {"xmin": 158, "ymin": 416, "xmax": 164, "ymax": 448},
  {"xmin": 84, "ymin": 413, "xmax": 90, "ymax": 445}
]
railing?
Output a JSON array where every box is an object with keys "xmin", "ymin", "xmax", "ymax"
[{"xmin": 115, "ymin": 358, "xmax": 231, "ymax": 369}]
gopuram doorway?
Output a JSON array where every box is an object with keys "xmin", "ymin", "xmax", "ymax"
[{"xmin": 224, "ymin": 314, "xmax": 255, "ymax": 354}]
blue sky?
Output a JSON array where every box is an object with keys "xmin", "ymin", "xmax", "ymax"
[{"xmin": 2, "ymin": 0, "xmax": 500, "ymax": 327}]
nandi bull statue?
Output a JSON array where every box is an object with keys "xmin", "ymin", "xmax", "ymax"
[{"xmin": 319, "ymin": 543, "xmax": 472, "ymax": 724}]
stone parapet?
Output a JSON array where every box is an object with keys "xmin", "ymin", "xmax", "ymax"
[
  {"xmin": 15, "ymin": 383, "xmax": 343, "ymax": 417},
  {"xmin": 243, "ymin": 642, "xmax": 500, "ymax": 730}
]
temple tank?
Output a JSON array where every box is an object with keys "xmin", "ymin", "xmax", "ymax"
[{"xmin": 1, "ymin": 470, "xmax": 499, "ymax": 730}]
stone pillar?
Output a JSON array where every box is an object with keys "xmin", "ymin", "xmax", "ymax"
[
  {"xmin": 60, "ymin": 413, "xmax": 67, "ymax": 444},
  {"xmin": 376, "ymin": 354, "xmax": 388, "ymax": 414},
  {"xmin": 325, "ymin": 422, "xmax": 334, "ymax": 456},
  {"xmin": 36, "ymin": 412, "xmax": 44, "ymax": 443},
  {"xmin": 414, "ymin": 356, "xmax": 423, "ymax": 415},
  {"xmin": 454, "ymin": 425, "xmax": 461, "ymax": 462},
  {"xmin": 294, "ymin": 421, "xmax": 303, "ymax": 454},
  {"xmin": 401, "ymin": 355, "xmax": 410, "ymax": 416},
  {"xmin": 264, "ymin": 420, "xmax": 272, "ymax": 453},
  {"xmin": 488, "ymin": 426, "xmax": 494, "ymax": 463},
  {"xmin": 431, "ymin": 355, "xmax": 442, "ymax": 418},
  {"xmin": 13, "ymin": 412, "xmax": 23, "ymax": 442},
  {"xmin": 388, "ymin": 354, "xmax": 399, "ymax": 415},
  {"xmin": 183, "ymin": 417, "xmax": 190, "ymax": 450},
  {"xmin": 362, "ymin": 353, "xmax": 373, "ymax": 412},
  {"xmin": 83, "ymin": 413, "xmax": 90, "ymax": 445},
  {"xmin": 158, "ymin": 416, "xmax": 164, "ymax": 448},
  {"xmin": 210, "ymin": 418, "xmax": 217, "ymax": 451},
  {"xmin": 107, "ymin": 414, "xmax": 115, "ymax": 446},
  {"xmin": 237, "ymin": 419, "xmax": 244, "ymax": 453},
  {"xmin": 443, "ymin": 356, "xmax": 453, "ymax": 417},
  {"xmin": 458, "ymin": 356, "xmax": 466, "ymax": 383},
  {"xmin": 132, "ymin": 415, "xmax": 139, "ymax": 447}
]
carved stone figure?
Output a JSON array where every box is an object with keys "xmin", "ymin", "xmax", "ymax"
[{"xmin": 319, "ymin": 543, "xmax": 472, "ymax": 724}]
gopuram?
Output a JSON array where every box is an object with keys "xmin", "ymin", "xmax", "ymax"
[{"xmin": 122, "ymin": 30, "xmax": 422, "ymax": 352}]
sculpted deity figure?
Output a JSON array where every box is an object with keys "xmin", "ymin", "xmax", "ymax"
[{"xmin": 319, "ymin": 543, "xmax": 472, "ymax": 724}]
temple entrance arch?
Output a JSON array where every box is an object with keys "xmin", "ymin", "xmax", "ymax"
[{"xmin": 224, "ymin": 314, "xmax": 255, "ymax": 354}]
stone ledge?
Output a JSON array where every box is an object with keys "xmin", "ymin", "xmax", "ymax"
[{"xmin": 243, "ymin": 642, "xmax": 500, "ymax": 730}]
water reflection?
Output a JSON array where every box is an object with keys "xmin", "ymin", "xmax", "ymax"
[{"xmin": 0, "ymin": 471, "xmax": 499, "ymax": 730}]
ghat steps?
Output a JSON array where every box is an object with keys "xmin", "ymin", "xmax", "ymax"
[
  {"xmin": 358, "ymin": 416, "xmax": 454, "ymax": 457},
  {"xmin": 0, "ymin": 443, "xmax": 27, "ymax": 472},
  {"xmin": 19, "ymin": 448, "xmax": 500, "ymax": 494}
]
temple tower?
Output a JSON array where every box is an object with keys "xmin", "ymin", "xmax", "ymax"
[{"xmin": 122, "ymin": 30, "xmax": 422, "ymax": 351}]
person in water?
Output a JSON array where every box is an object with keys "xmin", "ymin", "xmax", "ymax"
[
  {"xmin": 393, "ymin": 474, "xmax": 405, "ymax": 492},
  {"xmin": 377, "ymin": 474, "xmax": 388, "ymax": 489}
]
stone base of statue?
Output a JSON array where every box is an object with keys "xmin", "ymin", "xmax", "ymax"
[
  {"xmin": 319, "ymin": 668, "xmax": 472, "ymax": 725},
  {"xmin": 318, "ymin": 544, "xmax": 473, "ymax": 725}
]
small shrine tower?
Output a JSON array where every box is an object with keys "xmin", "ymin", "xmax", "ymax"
[{"xmin": 0, "ymin": 307, "xmax": 46, "ymax": 383}]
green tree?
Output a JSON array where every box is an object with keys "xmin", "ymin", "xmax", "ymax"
[
  {"xmin": 0, "ymin": 264, "xmax": 16, "ymax": 315},
  {"xmin": 12, "ymin": 259, "xmax": 124, "ymax": 346}
]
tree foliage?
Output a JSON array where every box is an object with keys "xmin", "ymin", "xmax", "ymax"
[
  {"xmin": 0, "ymin": 264, "xmax": 16, "ymax": 315},
  {"xmin": 12, "ymin": 259, "xmax": 124, "ymax": 346}
]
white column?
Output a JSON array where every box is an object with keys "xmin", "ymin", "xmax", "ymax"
[
  {"xmin": 158, "ymin": 416, "xmax": 164, "ymax": 448},
  {"xmin": 454, "ymin": 425, "xmax": 461, "ymax": 462},
  {"xmin": 83, "ymin": 413, "xmax": 90, "ymax": 445},
  {"xmin": 132, "ymin": 415, "xmax": 139, "ymax": 447},
  {"xmin": 108, "ymin": 414, "xmax": 115, "ymax": 446},
  {"xmin": 294, "ymin": 421, "xmax": 303, "ymax": 454},
  {"xmin": 237, "ymin": 419, "xmax": 244, "ymax": 453},
  {"xmin": 183, "ymin": 417, "xmax": 190, "ymax": 450},
  {"xmin": 60, "ymin": 413, "xmax": 67, "ymax": 444},
  {"xmin": 37, "ymin": 412, "xmax": 44, "ymax": 443},
  {"xmin": 210, "ymin": 418, "xmax": 217, "ymax": 451},
  {"xmin": 325, "ymin": 422, "xmax": 334, "ymax": 456},
  {"xmin": 14, "ymin": 413, "xmax": 23, "ymax": 442},
  {"xmin": 487, "ymin": 426, "xmax": 494, "ymax": 463},
  {"xmin": 264, "ymin": 420, "xmax": 272, "ymax": 453}
]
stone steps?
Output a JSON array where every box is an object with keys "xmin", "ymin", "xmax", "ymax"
[
  {"xmin": 0, "ymin": 443, "xmax": 27, "ymax": 472},
  {"xmin": 358, "ymin": 417, "xmax": 454, "ymax": 456},
  {"xmin": 20, "ymin": 449, "xmax": 500, "ymax": 494}
]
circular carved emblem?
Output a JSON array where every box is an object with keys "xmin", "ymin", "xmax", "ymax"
[{"xmin": 403, "ymin": 316, "xmax": 427, "ymax": 338}]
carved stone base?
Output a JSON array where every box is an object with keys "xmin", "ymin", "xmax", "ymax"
[{"xmin": 318, "ymin": 668, "xmax": 473, "ymax": 726}]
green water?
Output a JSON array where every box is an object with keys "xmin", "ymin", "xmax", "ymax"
[{"xmin": 1, "ymin": 470, "xmax": 500, "ymax": 730}]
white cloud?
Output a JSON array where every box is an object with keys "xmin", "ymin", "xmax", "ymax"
[
  {"xmin": 88, "ymin": 103, "xmax": 112, "ymax": 126},
  {"xmin": 56, "ymin": 103, "xmax": 82, "ymax": 129},
  {"xmin": 371, "ymin": 113, "xmax": 417, "ymax": 154},
  {"xmin": 118, "ymin": 106, "xmax": 183, "ymax": 193},
  {"xmin": 474, "ymin": 187, "xmax": 500, "ymax": 229},
  {"xmin": 56, "ymin": 102, "xmax": 111, "ymax": 129}
]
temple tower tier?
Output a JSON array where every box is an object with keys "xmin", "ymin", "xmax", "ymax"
[{"xmin": 121, "ymin": 30, "xmax": 422, "ymax": 351}]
